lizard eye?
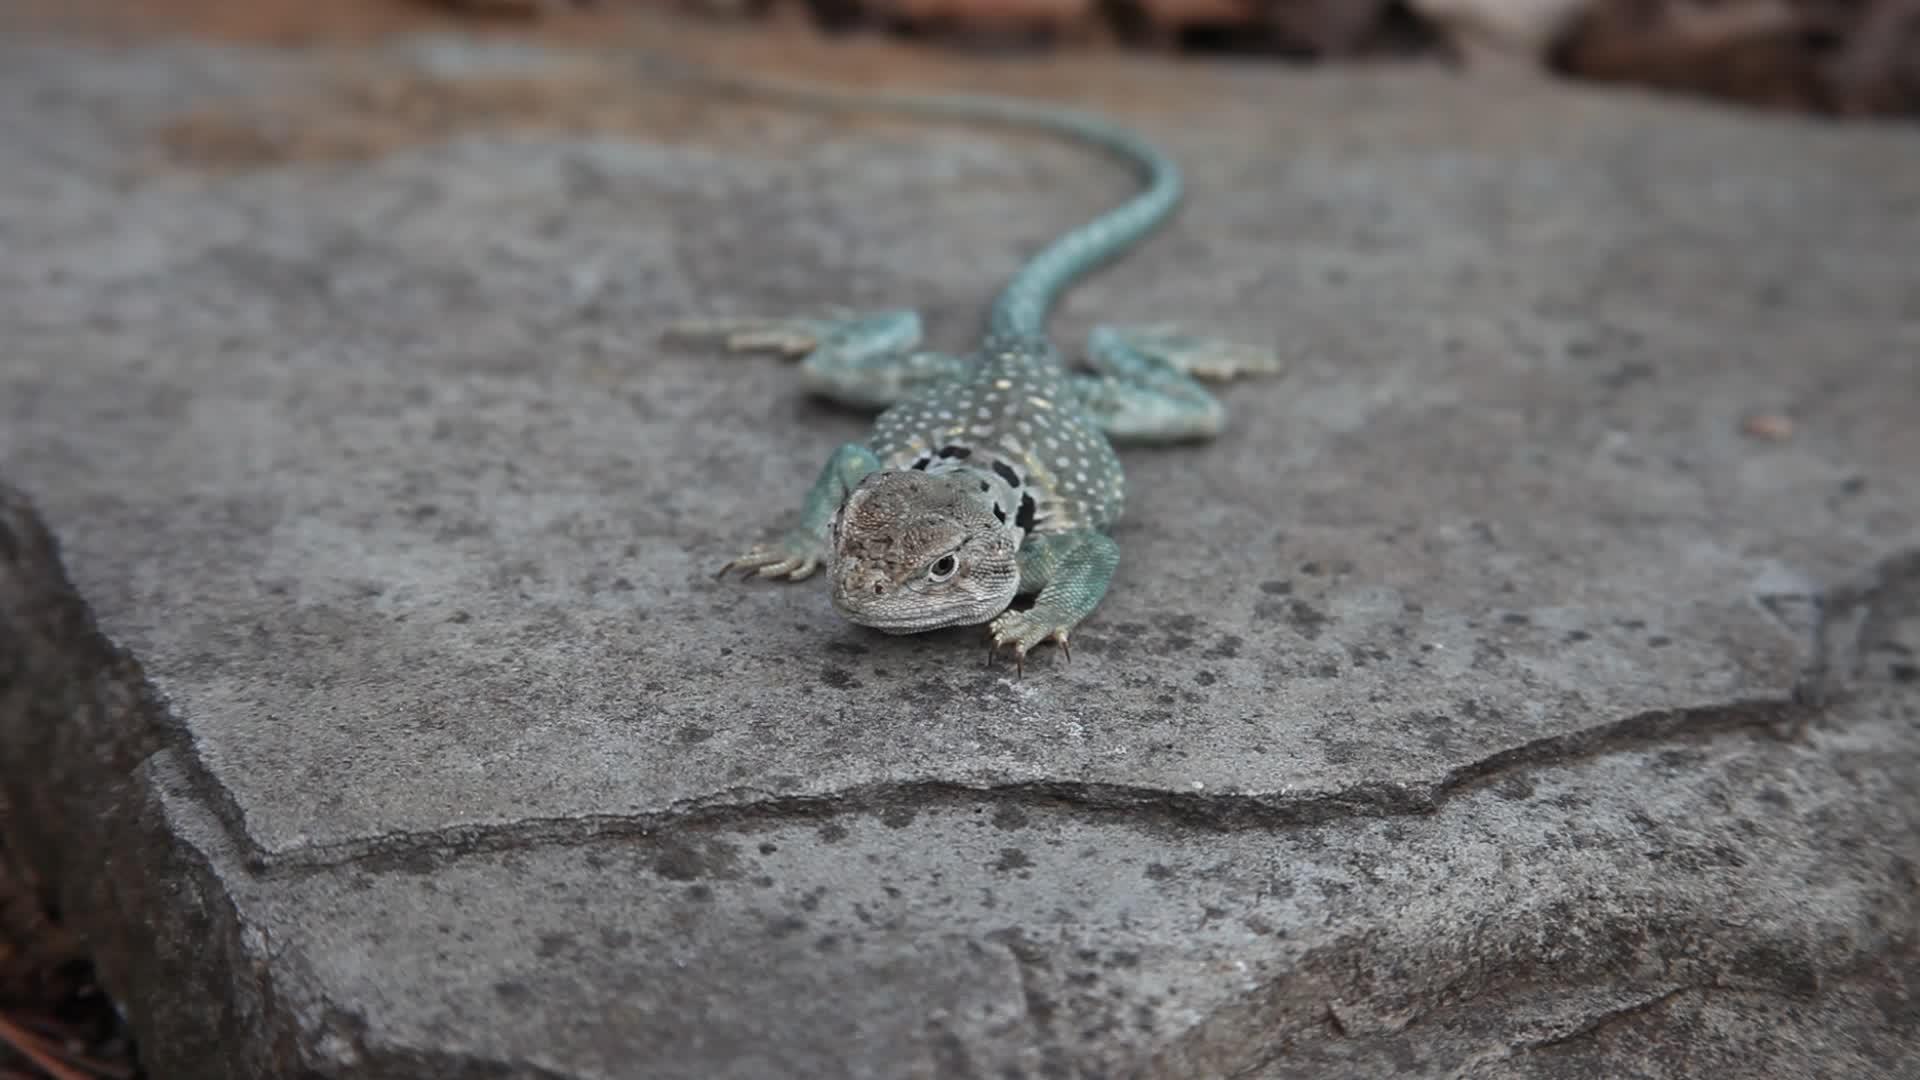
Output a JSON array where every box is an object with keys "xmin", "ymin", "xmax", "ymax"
[{"xmin": 927, "ymin": 554, "xmax": 959, "ymax": 582}]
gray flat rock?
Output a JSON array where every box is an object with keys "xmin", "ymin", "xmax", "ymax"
[{"xmin": 1, "ymin": 25, "xmax": 1917, "ymax": 1080}]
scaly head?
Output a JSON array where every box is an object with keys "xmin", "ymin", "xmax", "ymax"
[{"xmin": 829, "ymin": 468, "xmax": 1022, "ymax": 634}]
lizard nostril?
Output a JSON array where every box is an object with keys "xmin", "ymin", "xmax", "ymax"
[{"xmin": 871, "ymin": 582, "xmax": 885, "ymax": 596}]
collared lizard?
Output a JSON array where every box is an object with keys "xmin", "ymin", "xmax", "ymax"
[{"xmin": 668, "ymin": 73, "xmax": 1279, "ymax": 671}]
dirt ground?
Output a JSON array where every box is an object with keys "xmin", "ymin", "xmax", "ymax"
[{"xmin": 1, "ymin": 813, "xmax": 137, "ymax": 1079}]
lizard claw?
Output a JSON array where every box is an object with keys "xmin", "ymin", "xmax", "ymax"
[
  {"xmin": 986, "ymin": 610, "xmax": 1072, "ymax": 676},
  {"xmin": 717, "ymin": 539, "xmax": 824, "ymax": 583}
]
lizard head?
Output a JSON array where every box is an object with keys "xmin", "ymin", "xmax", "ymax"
[{"xmin": 828, "ymin": 468, "xmax": 1021, "ymax": 634}]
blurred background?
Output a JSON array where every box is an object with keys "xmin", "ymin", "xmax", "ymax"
[{"xmin": 11, "ymin": 0, "xmax": 1917, "ymax": 117}]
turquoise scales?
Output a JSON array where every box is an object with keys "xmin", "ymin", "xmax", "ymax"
[{"xmin": 669, "ymin": 74, "xmax": 1280, "ymax": 670}]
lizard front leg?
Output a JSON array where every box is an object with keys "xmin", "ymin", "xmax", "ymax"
[
  {"xmin": 666, "ymin": 310, "xmax": 968, "ymax": 409},
  {"xmin": 719, "ymin": 442, "xmax": 879, "ymax": 581},
  {"xmin": 988, "ymin": 529, "xmax": 1119, "ymax": 671}
]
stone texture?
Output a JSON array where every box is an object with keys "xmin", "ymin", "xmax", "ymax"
[{"xmin": 1, "ymin": 22, "xmax": 1917, "ymax": 1080}]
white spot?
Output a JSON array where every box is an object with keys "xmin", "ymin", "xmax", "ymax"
[
  {"xmin": 1028, "ymin": 396, "xmax": 1054, "ymax": 410},
  {"xmin": 994, "ymin": 379, "xmax": 1013, "ymax": 390}
]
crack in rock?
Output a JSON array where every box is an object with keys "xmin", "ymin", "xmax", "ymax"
[
  {"xmin": 1791, "ymin": 546, "xmax": 1920, "ymax": 704},
  {"xmin": 1458, "ymin": 985, "xmax": 1693, "ymax": 1074},
  {"xmin": 247, "ymin": 692, "xmax": 1815, "ymax": 876},
  {"xmin": 0, "ymin": 480, "xmax": 1879, "ymax": 888},
  {"xmin": 0, "ymin": 480, "xmax": 1902, "ymax": 886}
]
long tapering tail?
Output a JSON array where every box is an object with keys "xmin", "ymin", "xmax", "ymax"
[{"xmin": 635, "ymin": 56, "xmax": 1183, "ymax": 345}]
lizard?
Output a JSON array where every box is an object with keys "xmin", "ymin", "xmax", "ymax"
[{"xmin": 665, "ymin": 70, "xmax": 1280, "ymax": 672}]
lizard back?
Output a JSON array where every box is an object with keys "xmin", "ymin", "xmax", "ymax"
[
  {"xmin": 867, "ymin": 336, "xmax": 1125, "ymax": 534},
  {"xmin": 830, "ymin": 91, "xmax": 1181, "ymax": 537}
]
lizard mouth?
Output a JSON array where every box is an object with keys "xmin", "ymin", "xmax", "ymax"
[
  {"xmin": 829, "ymin": 568, "xmax": 1017, "ymax": 634},
  {"xmin": 831, "ymin": 593, "xmax": 990, "ymax": 635}
]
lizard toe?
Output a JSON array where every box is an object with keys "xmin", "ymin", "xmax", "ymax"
[
  {"xmin": 719, "ymin": 544, "xmax": 814, "ymax": 582},
  {"xmin": 728, "ymin": 329, "xmax": 822, "ymax": 355},
  {"xmin": 662, "ymin": 317, "xmax": 826, "ymax": 357},
  {"xmin": 756, "ymin": 555, "xmax": 820, "ymax": 581},
  {"xmin": 715, "ymin": 549, "xmax": 766, "ymax": 579},
  {"xmin": 987, "ymin": 611, "xmax": 1070, "ymax": 675}
]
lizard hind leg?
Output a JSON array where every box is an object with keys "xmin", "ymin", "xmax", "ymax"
[
  {"xmin": 1071, "ymin": 324, "xmax": 1284, "ymax": 444},
  {"xmin": 1070, "ymin": 325, "xmax": 1223, "ymax": 444},
  {"xmin": 1091, "ymin": 324, "xmax": 1283, "ymax": 382},
  {"xmin": 664, "ymin": 309, "xmax": 968, "ymax": 410}
]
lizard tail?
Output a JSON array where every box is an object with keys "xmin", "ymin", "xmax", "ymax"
[{"xmin": 635, "ymin": 57, "xmax": 1182, "ymax": 347}]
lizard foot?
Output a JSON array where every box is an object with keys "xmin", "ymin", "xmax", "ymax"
[
  {"xmin": 663, "ymin": 310, "xmax": 921, "ymax": 360},
  {"xmin": 717, "ymin": 532, "xmax": 825, "ymax": 582},
  {"xmin": 662, "ymin": 313, "xmax": 853, "ymax": 357},
  {"xmin": 985, "ymin": 609, "xmax": 1071, "ymax": 677},
  {"xmin": 666, "ymin": 311, "xmax": 960, "ymax": 410},
  {"xmin": 1090, "ymin": 325, "xmax": 1283, "ymax": 381}
]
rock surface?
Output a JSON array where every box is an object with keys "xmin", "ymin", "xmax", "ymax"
[{"xmin": 1, "ymin": 19, "xmax": 1917, "ymax": 1080}]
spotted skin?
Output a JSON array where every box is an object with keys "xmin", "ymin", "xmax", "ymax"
[
  {"xmin": 872, "ymin": 337, "xmax": 1124, "ymax": 537},
  {"xmin": 676, "ymin": 78, "xmax": 1282, "ymax": 669}
]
